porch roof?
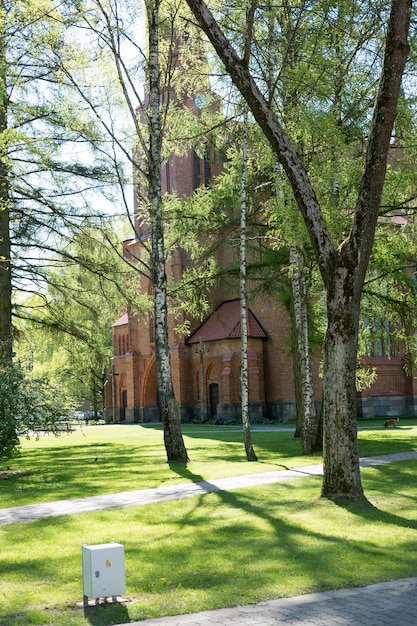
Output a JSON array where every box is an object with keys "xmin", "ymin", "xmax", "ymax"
[
  {"xmin": 187, "ymin": 299, "xmax": 267, "ymax": 344},
  {"xmin": 111, "ymin": 312, "xmax": 129, "ymax": 327}
]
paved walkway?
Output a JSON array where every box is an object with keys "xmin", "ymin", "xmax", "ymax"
[
  {"xmin": 1, "ymin": 451, "xmax": 417, "ymax": 525},
  {"xmin": 3, "ymin": 450, "xmax": 417, "ymax": 625}
]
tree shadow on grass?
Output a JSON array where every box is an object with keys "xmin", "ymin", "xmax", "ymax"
[
  {"xmin": 167, "ymin": 462, "xmax": 332, "ymax": 595},
  {"xmin": 168, "ymin": 461, "xmax": 329, "ymax": 547},
  {"xmin": 334, "ymin": 464, "xmax": 417, "ymax": 531},
  {"xmin": 174, "ymin": 448, "xmax": 417, "ymax": 537},
  {"xmin": 166, "ymin": 458, "xmax": 417, "ymax": 590},
  {"xmin": 334, "ymin": 497, "xmax": 417, "ymax": 530}
]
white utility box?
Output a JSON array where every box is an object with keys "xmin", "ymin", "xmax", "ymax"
[{"xmin": 82, "ymin": 543, "xmax": 125, "ymax": 602}]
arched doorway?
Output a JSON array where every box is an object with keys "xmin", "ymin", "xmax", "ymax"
[
  {"xmin": 209, "ymin": 383, "xmax": 219, "ymax": 419},
  {"xmin": 141, "ymin": 357, "xmax": 161, "ymax": 422},
  {"xmin": 121, "ymin": 389, "xmax": 127, "ymax": 422}
]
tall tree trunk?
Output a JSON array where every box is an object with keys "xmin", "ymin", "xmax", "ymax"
[
  {"xmin": 273, "ymin": 156, "xmax": 319, "ymax": 453},
  {"xmin": 186, "ymin": 0, "xmax": 411, "ymax": 498},
  {"xmin": 289, "ymin": 246, "xmax": 320, "ymax": 454},
  {"xmin": 147, "ymin": 0, "xmax": 188, "ymax": 463},
  {"xmin": 291, "ymin": 297, "xmax": 302, "ymax": 440},
  {"xmin": 240, "ymin": 106, "xmax": 257, "ymax": 462},
  {"xmin": 321, "ymin": 265, "xmax": 362, "ymax": 498},
  {"xmin": 0, "ymin": 8, "xmax": 12, "ymax": 364}
]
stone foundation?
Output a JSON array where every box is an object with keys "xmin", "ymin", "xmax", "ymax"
[{"xmin": 108, "ymin": 395, "xmax": 417, "ymax": 425}]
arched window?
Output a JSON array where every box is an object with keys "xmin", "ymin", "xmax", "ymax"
[{"xmin": 149, "ymin": 314, "xmax": 155, "ymax": 343}]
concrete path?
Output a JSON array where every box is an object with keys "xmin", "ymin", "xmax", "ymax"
[{"xmin": 1, "ymin": 451, "xmax": 417, "ymax": 525}]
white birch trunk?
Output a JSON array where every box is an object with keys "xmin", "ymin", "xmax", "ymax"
[
  {"xmin": 240, "ymin": 106, "xmax": 257, "ymax": 462},
  {"xmin": 147, "ymin": 0, "xmax": 188, "ymax": 463},
  {"xmin": 273, "ymin": 156, "xmax": 319, "ymax": 454},
  {"xmin": 289, "ymin": 246, "xmax": 320, "ymax": 454}
]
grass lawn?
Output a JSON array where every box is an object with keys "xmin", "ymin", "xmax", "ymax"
[{"xmin": 1, "ymin": 420, "xmax": 417, "ymax": 625}]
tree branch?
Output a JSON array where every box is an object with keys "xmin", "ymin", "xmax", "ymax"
[{"xmin": 186, "ymin": 0, "xmax": 336, "ymax": 280}]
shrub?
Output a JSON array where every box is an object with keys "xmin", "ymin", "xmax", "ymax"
[{"xmin": 0, "ymin": 361, "xmax": 73, "ymax": 462}]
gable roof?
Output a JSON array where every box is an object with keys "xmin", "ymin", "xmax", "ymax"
[
  {"xmin": 187, "ymin": 299, "xmax": 267, "ymax": 344},
  {"xmin": 112, "ymin": 312, "xmax": 129, "ymax": 328}
]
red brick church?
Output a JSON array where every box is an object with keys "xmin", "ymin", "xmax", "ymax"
[{"xmin": 104, "ymin": 111, "xmax": 417, "ymax": 423}]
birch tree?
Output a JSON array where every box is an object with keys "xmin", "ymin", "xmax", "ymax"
[
  {"xmin": 65, "ymin": 0, "xmax": 191, "ymax": 462},
  {"xmin": 271, "ymin": 156, "xmax": 320, "ymax": 453},
  {"xmin": 146, "ymin": 0, "xmax": 188, "ymax": 462},
  {"xmin": 186, "ymin": 0, "xmax": 412, "ymax": 499},
  {"xmin": 206, "ymin": 0, "xmax": 319, "ymax": 453},
  {"xmin": 289, "ymin": 245, "xmax": 320, "ymax": 453},
  {"xmin": 239, "ymin": 106, "xmax": 257, "ymax": 462}
]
